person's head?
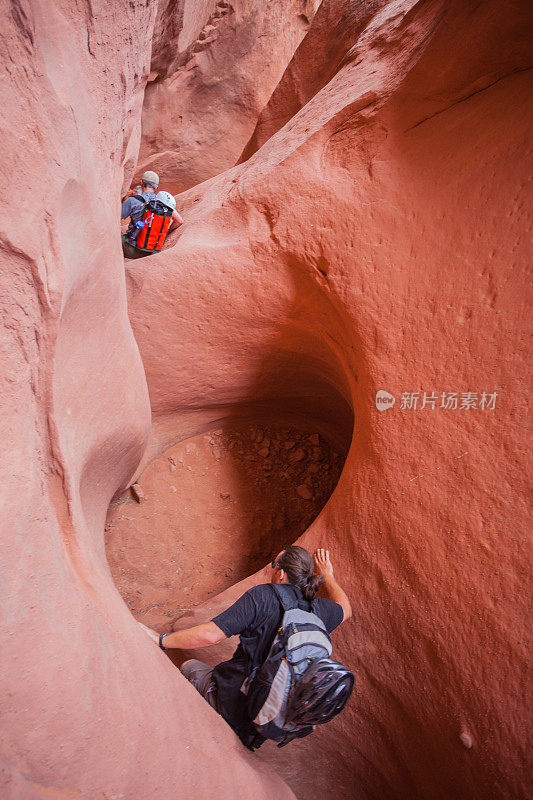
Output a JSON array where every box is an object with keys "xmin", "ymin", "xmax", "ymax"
[
  {"xmin": 141, "ymin": 170, "xmax": 159, "ymax": 192},
  {"xmin": 271, "ymin": 545, "xmax": 323, "ymax": 601}
]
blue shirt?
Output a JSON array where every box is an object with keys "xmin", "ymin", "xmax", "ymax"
[{"xmin": 121, "ymin": 190, "xmax": 156, "ymax": 242}]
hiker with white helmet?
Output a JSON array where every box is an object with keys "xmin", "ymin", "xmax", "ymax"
[{"xmin": 121, "ymin": 170, "xmax": 183, "ymax": 259}]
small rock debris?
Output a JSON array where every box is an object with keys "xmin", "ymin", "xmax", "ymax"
[
  {"xmin": 107, "ymin": 422, "xmax": 345, "ymax": 629},
  {"xmin": 296, "ymin": 483, "xmax": 314, "ymax": 500},
  {"xmin": 289, "ymin": 448, "xmax": 305, "ymax": 463},
  {"xmin": 130, "ymin": 483, "xmax": 145, "ymax": 503}
]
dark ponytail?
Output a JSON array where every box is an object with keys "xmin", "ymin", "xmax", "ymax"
[{"xmin": 277, "ymin": 545, "xmax": 323, "ymax": 601}]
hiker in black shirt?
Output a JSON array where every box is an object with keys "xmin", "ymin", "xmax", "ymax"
[{"xmin": 139, "ymin": 546, "xmax": 352, "ymax": 749}]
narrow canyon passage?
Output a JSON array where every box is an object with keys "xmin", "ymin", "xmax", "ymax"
[
  {"xmin": 2, "ymin": 1, "xmax": 531, "ymax": 799},
  {"xmin": 106, "ymin": 422, "xmax": 349, "ymax": 630}
]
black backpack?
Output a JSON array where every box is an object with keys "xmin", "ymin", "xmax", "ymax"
[{"xmin": 245, "ymin": 584, "xmax": 354, "ymax": 747}]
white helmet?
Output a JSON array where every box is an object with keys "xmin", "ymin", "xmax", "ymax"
[{"xmin": 155, "ymin": 191, "xmax": 176, "ymax": 211}]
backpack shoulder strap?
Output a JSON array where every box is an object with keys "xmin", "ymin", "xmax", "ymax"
[{"xmin": 270, "ymin": 583, "xmax": 298, "ymax": 613}]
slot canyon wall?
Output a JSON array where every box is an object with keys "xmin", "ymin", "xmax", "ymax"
[
  {"xmin": 1, "ymin": 2, "xmax": 531, "ymax": 800},
  {"xmin": 0, "ymin": 2, "xmax": 294, "ymax": 799}
]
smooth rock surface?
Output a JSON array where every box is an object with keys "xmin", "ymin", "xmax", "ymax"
[
  {"xmin": 135, "ymin": 0, "xmax": 322, "ymax": 193},
  {"xmin": 1, "ymin": 1, "xmax": 531, "ymax": 799},
  {"xmin": 0, "ymin": 3, "xmax": 294, "ymax": 799},
  {"xmin": 125, "ymin": 1, "xmax": 532, "ymax": 798}
]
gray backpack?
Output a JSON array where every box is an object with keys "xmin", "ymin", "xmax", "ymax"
[{"xmin": 245, "ymin": 584, "xmax": 351, "ymax": 747}]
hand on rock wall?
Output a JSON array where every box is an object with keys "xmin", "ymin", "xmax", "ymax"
[{"xmin": 314, "ymin": 548, "xmax": 334, "ymax": 579}]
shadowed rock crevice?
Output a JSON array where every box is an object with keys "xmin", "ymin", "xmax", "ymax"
[
  {"xmin": 105, "ymin": 420, "xmax": 350, "ymax": 629},
  {"xmin": 2, "ymin": 1, "xmax": 531, "ymax": 799},
  {"xmin": 134, "ymin": 0, "xmax": 323, "ymax": 193},
  {"xmin": 105, "ymin": 322, "xmax": 354, "ymax": 630}
]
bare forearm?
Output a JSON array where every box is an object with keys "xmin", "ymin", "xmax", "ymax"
[
  {"xmin": 322, "ymin": 575, "xmax": 352, "ymax": 621},
  {"xmin": 161, "ymin": 621, "xmax": 224, "ymax": 650}
]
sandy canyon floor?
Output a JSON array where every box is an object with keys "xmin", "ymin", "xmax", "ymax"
[{"xmin": 105, "ymin": 423, "xmax": 344, "ymax": 630}]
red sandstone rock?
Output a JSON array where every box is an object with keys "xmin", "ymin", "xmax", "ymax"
[
  {"xmin": 105, "ymin": 424, "xmax": 342, "ymax": 629},
  {"xmin": 296, "ymin": 483, "xmax": 313, "ymax": 500},
  {"xmin": 135, "ymin": 0, "xmax": 323, "ymax": 193},
  {"xmin": 2, "ymin": 1, "xmax": 532, "ymax": 800},
  {"xmin": 130, "ymin": 482, "xmax": 146, "ymax": 503},
  {"xmin": 0, "ymin": 3, "xmax": 295, "ymax": 800},
  {"xmin": 123, "ymin": 1, "xmax": 532, "ymax": 799}
]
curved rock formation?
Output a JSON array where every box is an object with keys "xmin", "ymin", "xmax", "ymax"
[
  {"xmin": 124, "ymin": 1, "xmax": 532, "ymax": 798},
  {"xmin": 1, "ymin": 1, "xmax": 531, "ymax": 799},
  {"xmin": 105, "ymin": 423, "xmax": 348, "ymax": 630},
  {"xmin": 135, "ymin": 0, "xmax": 322, "ymax": 193},
  {"xmin": 0, "ymin": 3, "xmax": 294, "ymax": 799}
]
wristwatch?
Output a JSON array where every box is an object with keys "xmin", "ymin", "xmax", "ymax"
[{"xmin": 159, "ymin": 633, "xmax": 169, "ymax": 650}]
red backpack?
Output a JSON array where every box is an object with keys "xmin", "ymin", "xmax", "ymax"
[{"xmin": 135, "ymin": 197, "xmax": 173, "ymax": 253}]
